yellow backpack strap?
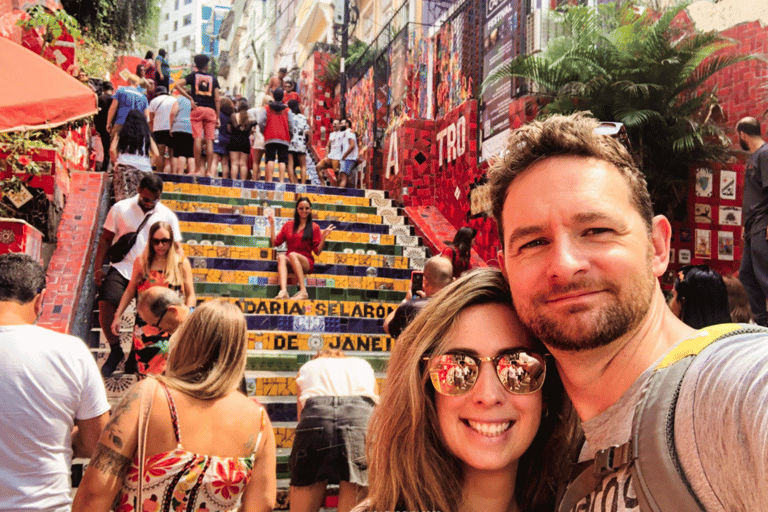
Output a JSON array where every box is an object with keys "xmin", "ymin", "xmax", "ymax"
[{"xmin": 657, "ymin": 323, "xmax": 743, "ymax": 369}]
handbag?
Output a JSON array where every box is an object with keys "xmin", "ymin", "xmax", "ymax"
[{"xmin": 108, "ymin": 213, "xmax": 152, "ymax": 263}]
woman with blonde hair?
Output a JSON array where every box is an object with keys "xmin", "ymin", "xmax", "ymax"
[
  {"xmin": 74, "ymin": 299, "xmax": 277, "ymax": 512},
  {"xmin": 357, "ymin": 267, "xmax": 580, "ymax": 512},
  {"xmin": 111, "ymin": 220, "xmax": 195, "ymax": 376}
]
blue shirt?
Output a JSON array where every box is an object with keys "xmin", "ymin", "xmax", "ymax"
[
  {"xmin": 171, "ymin": 96, "xmax": 192, "ymax": 134},
  {"xmin": 114, "ymin": 86, "xmax": 148, "ymax": 126}
]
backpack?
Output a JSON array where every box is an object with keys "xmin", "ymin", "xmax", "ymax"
[{"xmin": 558, "ymin": 323, "xmax": 768, "ymax": 512}]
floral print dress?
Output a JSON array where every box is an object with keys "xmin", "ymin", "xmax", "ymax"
[
  {"xmin": 133, "ymin": 270, "xmax": 181, "ymax": 376},
  {"xmin": 115, "ymin": 383, "xmax": 264, "ymax": 512}
]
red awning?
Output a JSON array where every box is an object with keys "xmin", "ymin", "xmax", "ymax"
[{"xmin": 0, "ymin": 36, "xmax": 97, "ymax": 133}]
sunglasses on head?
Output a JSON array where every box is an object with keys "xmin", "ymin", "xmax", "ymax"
[
  {"xmin": 152, "ymin": 237, "xmax": 172, "ymax": 245},
  {"xmin": 423, "ymin": 349, "xmax": 547, "ymax": 396}
]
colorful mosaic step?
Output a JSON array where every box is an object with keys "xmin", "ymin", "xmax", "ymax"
[
  {"xmin": 185, "ymin": 256, "xmax": 414, "ymax": 280},
  {"xmin": 180, "ymin": 232, "xmax": 427, "ymax": 258},
  {"xmin": 247, "ymin": 331, "xmax": 394, "ymax": 352},
  {"xmin": 183, "ymin": 243, "xmax": 415, "ymax": 270},
  {"xmin": 244, "ymin": 351, "xmax": 390, "ymax": 372},
  {"xmin": 193, "ymin": 282, "xmax": 405, "ymax": 302},
  {"xmin": 163, "ymin": 192, "xmax": 395, "ymax": 216}
]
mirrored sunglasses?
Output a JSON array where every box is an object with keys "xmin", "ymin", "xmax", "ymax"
[{"xmin": 423, "ymin": 349, "xmax": 547, "ymax": 396}]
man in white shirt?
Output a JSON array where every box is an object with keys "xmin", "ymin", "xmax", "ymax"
[
  {"xmin": 315, "ymin": 119, "xmax": 343, "ymax": 186},
  {"xmin": 93, "ymin": 173, "xmax": 181, "ymax": 377},
  {"xmin": 339, "ymin": 118, "xmax": 359, "ymax": 188},
  {"xmin": 147, "ymin": 86, "xmax": 177, "ymax": 173},
  {"xmin": 0, "ymin": 253, "xmax": 110, "ymax": 512}
]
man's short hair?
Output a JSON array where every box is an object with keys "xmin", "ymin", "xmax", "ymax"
[
  {"xmin": 273, "ymin": 88, "xmax": 284, "ymax": 102},
  {"xmin": 139, "ymin": 173, "xmax": 164, "ymax": 194},
  {"xmin": 158, "ymin": 48, "xmax": 167, "ymax": 58},
  {"xmin": 0, "ymin": 253, "xmax": 45, "ymax": 304},
  {"xmin": 737, "ymin": 117, "xmax": 761, "ymax": 137},
  {"xmin": 139, "ymin": 287, "xmax": 184, "ymax": 319},
  {"xmin": 489, "ymin": 112, "xmax": 653, "ymax": 243},
  {"xmin": 102, "ymin": 82, "xmax": 114, "ymax": 93},
  {"xmin": 194, "ymin": 54, "xmax": 210, "ymax": 71},
  {"xmin": 423, "ymin": 256, "xmax": 453, "ymax": 290},
  {"xmin": 279, "ymin": 67, "xmax": 287, "ymax": 74}
]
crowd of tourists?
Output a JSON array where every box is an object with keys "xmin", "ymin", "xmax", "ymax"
[
  {"xmin": 93, "ymin": 52, "xmax": 361, "ymax": 190},
  {"xmin": 5, "ymin": 112, "xmax": 768, "ymax": 512}
]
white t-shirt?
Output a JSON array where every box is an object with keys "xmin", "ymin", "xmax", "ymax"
[
  {"xmin": 103, "ymin": 194, "xmax": 182, "ymax": 279},
  {"xmin": 327, "ymin": 131, "xmax": 344, "ymax": 161},
  {"xmin": 340, "ymin": 129, "xmax": 358, "ymax": 161},
  {"xmin": 0, "ymin": 324, "xmax": 110, "ymax": 512},
  {"xmin": 296, "ymin": 357, "xmax": 378, "ymax": 407},
  {"xmin": 148, "ymin": 94, "xmax": 177, "ymax": 132}
]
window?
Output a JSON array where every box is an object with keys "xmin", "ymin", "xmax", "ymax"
[
  {"xmin": 175, "ymin": 0, "xmax": 179, "ymax": 9},
  {"xmin": 183, "ymin": 14, "xmax": 192, "ymax": 26},
  {"xmin": 182, "ymin": 35, "xmax": 191, "ymax": 48},
  {"xmin": 164, "ymin": 13, "xmax": 169, "ymax": 20},
  {"xmin": 173, "ymin": 41, "xmax": 177, "ymax": 52},
  {"xmin": 184, "ymin": 0, "xmax": 192, "ymax": 4},
  {"xmin": 174, "ymin": 20, "xmax": 178, "ymax": 30},
  {"xmin": 164, "ymin": 34, "xmax": 169, "ymax": 41}
]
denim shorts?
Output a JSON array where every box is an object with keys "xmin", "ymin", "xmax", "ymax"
[{"xmin": 289, "ymin": 396, "xmax": 375, "ymax": 487}]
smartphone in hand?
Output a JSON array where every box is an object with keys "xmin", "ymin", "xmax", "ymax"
[{"xmin": 411, "ymin": 270, "xmax": 424, "ymax": 295}]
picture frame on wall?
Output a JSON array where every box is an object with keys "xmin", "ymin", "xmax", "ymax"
[
  {"xmin": 669, "ymin": 249, "xmax": 675, "ymax": 264},
  {"xmin": 679, "ymin": 249, "xmax": 691, "ymax": 264},
  {"xmin": 695, "ymin": 168, "xmax": 713, "ymax": 197},
  {"xmin": 718, "ymin": 231, "xmax": 734, "ymax": 261},
  {"xmin": 720, "ymin": 170, "xmax": 737, "ymax": 200},
  {"xmin": 694, "ymin": 203, "xmax": 712, "ymax": 224},
  {"xmin": 695, "ymin": 229, "xmax": 711, "ymax": 259},
  {"xmin": 719, "ymin": 206, "xmax": 742, "ymax": 226}
]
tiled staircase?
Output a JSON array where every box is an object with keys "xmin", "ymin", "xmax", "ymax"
[{"xmin": 91, "ymin": 173, "xmax": 428, "ymax": 508}]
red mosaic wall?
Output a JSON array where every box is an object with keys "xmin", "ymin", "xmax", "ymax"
[
  {"xmin": 300, "ymin": 51, "xmax": 338, "ymax": 158},
  {"xmin": 381, "ymin": 118, "xmax": 435, "ymax": 206}
]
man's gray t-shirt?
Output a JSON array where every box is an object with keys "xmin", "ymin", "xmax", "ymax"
[
  {"xmin": 573, "ymin": 328, "xmax": 768, "ymax": 511},
  {"xmin": 742, "ymin": 143, "xmax": 768, "ymax": 240}
]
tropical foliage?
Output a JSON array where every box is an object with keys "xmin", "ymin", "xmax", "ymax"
[
  {"xmin": 60, "ymin": 0, "xmax": 159, "ymax": 51},
  {"xmin": 485, "ymin": 2, "xmax": 751, "ymax": 219},
  {"xmin": 323, "ymin": 38, "xmax": 376, "ymax": 84}
]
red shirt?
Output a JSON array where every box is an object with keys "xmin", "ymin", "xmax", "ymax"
[
  {"xmin": 275, "ymin": 221, "xmax": 322, "ymax": 272},
  {"xmin": 441, "ymin": 246, "xmax": 471, "ymax": 278},
  {"xmin": 284, "ymin": 91, "xmax": 300, "ymax": 104}
]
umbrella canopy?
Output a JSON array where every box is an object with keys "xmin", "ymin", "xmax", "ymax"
[{"xmin": 0, "ymin": 36, "xmax": 97, "ymax": 133}]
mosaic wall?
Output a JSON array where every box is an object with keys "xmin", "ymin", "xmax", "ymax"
[{"xmin": 300, "ymin": 51, "xmax": 338, "ymax": 156}]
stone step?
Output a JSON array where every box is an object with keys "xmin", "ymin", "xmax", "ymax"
[
  {"xmin": 193, "ymin": 281, "xmax": 405, "ymax": 302},
  {"xmin": 190, "ymin": 269, "xmax": 409, "ymax": 292}
]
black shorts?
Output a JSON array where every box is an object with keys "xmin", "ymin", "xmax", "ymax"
[
  {"xmin": 289, "ymin": 396, "xmax": 374, "ymax": 487},
  {"xmin": 265, "ymin": 143, "xmax": 289, "ymax": 164},
  {"xmin": 98, "ymin": 267, "xmax": 130, "ymax": 306},
  {"xmin": 153, "ymin": 130, "xmax": 173, "ymax": 147},
  {"xmin": 172, "ymin": 132, "xmax": 194, "ymax": 158}
]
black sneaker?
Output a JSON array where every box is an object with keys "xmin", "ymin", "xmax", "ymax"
[{"xmin": 101, "ymin": 345, "xmax": 124, "ymax": 378}]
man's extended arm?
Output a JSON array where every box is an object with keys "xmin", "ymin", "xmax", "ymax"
[
  {"xmin": 94, "ymin": 228, "xmax": 115, "ymax": 286},
  {"xmin": 73, "ymin": 412, "xmax": 110, "ymax": 458},
  {"xmin": 106, "ymin": 98, "xmax": 118, "ymax": 131}
]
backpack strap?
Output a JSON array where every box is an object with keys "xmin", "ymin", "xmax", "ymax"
[{"xmin": 559, "ymin": 323, "xmax": 762, "ymax": 512}]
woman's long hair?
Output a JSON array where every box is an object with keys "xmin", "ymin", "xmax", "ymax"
[
  {"xmin": 451, "ymin": 226, "xmax": 476, "ymax": 267},
  {"xmin": 117, "ymin": 109, "xmax": 152, "ymax": 156},
  {"xmin": 158, "ymin": 299, "xmax": 248, "ymax": 400},
  {"xmin": 675, "ymin": 265, "xmax": 732, "ymax": 329},
  {"xmin": 139, "ymin": 221, "xmax": 184, "ymax": 287},
  {"xmin": 232, "ymin": 98, "xmax": 250, "ymax": 131},
  {"xmin": 365, "ymin": 267, "xmax": 581, "ymax": 512},
  {"xmin": 293, "ymin": 197, "xmax": 314, "ymax": 240}
]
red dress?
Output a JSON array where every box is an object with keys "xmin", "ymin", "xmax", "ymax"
[
  {"xmin": 441, "ymin": 246, "xmax": 471, "ymax": 279},
  {"xmin": 275, "ymin": 221, "xmax": 322, "ymax": 273}
]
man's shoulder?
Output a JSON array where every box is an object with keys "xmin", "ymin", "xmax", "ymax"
[
  {"xmin": 0, "ymin": 324, "xmax": 85, "ymax": 350},
  {"xmin": 111, "ymin": 195, "xmax": 139, "ymax": 213}
]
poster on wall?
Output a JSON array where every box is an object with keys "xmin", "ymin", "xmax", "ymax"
[
  {"xmin": 694, "ymin": 203, "xmax": 712, "ymax": 224},
  {"xmin": 695, "ymin": 168, "xmax": 713, "ymax": 197},
  {"xmin": 720, "ymin": 170, "xmax": 737, "ymax": 200},
  {"xmin": 679, "ymin": 249, "xmax": 691, "ymax": 264},
  {"xmin": 695, "ymin": 229, "xmax": 711, "ymax": 259},
  {"xmin": 482, "ymin": 0, "xmax": 516, "ymax": 147},
  {"xmin": 719, "ymin": 206, "xmax": 742, "ymax": 226},
  {"xmin": 718, "ymin": 231, "xmax": 734, "ymax": 261}
]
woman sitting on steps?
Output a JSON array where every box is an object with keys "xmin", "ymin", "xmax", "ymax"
[{"xmin": 268, "ymin": 197, "xmax": 335, "ymax": 300}]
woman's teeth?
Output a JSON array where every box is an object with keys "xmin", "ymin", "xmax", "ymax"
[{"xmin": 465, "ymin": 420, "xmax": 512, "ymax": 437}]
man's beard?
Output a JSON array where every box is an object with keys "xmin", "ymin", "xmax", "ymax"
[{"xmin": 520, "ymin": 258, "xmax": 655, "ymax": 352}]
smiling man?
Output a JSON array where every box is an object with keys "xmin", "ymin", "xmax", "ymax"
[{"xmin": 490, "ymin": 112, "xmax": 768, "ymax": 511}]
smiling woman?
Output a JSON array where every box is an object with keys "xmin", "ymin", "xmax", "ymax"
[{"xmin": 357, "ymin": 267, "xmax": 581, "ymax": 512}]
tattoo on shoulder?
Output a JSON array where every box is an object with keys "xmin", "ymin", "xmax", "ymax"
[
  {"xmin": 91, "ymin": 442, "xmax": 132, "ymax": 479},
  {"xmin": 102, "ymin": 385, "xmax": 142, "ymax": 450},
  {"xmin": 244, "ymin": 432, "xmax": 256, "ymax": 453}
]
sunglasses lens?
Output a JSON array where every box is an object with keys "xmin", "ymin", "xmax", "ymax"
[
  {"xmin": 428, "ymin": 354, "xmax": 479, "ymax": 396},
  {"xmin": 496, "ymin": 351, "xmax": 546, "ymax": 394}
]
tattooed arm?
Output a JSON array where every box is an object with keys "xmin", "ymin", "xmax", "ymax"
[
  {"xmin": 72, "ymin": 381, "xmax": 147, "ymax": 511},
  {"xmin": 72, "ymin": 411, "xmax": 110, "ymax": 458}
]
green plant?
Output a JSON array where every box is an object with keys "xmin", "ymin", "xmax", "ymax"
[
  {"xmin": 323, "ymin": 39, "xmax": 374, "ymax": 84},
  {"xmin": 484, "ymin": 2, "xmax": 753, "ymax": 219},
  {"xmin": 16, "ymin": 6, "xmax": 82, "ymax": 55}
]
